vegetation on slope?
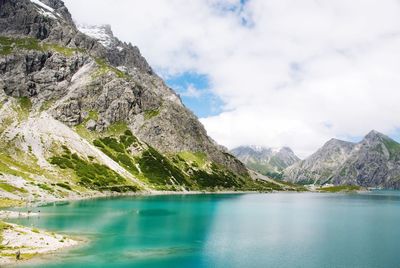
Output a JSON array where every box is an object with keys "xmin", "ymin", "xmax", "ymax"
[
  {"xmin": 0, "ymin": 36, "xmax": 82, "ymax": 56},
  {"xmin": 0, "ymin": 198, "xmax": 24, "ymax": 208},
  {"xmin": 0, "ymin": 221, "xmax": 8, "ymax": 246},
  {"xmin": 246, "ymin": 162, "xmax": 284, "ymax": 179},
  {"xmin": 318, "ymin": 185, "xmax": 361, "ymax": 193},
  {"xmin": 92, "ymin": 129, "xmax": 192, "ymax": 190},
  {"xmin": 88, "ymin": 125, "xmax": 292, "ymax": 192},
  {"xmin": 0, "ymin": 182, "xmax": 27, "ymax": 194},
  {"xmin": 49, "ymin": 146, "xmax": 140, "ymax": 193},
  {"xmin": 144, "ymin": 109, "xmax": 160, "ymax": 120},
  {"xmin": 382, "ymin": 138, "xmax": 400, "ymax": 160},
  {"xmin": 93, "ymin": 58, "xmax": 128, "ymax": 79}
]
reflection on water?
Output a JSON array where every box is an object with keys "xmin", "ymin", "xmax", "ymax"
[{"xmin": 9, "ymin": 192, "xmax": 400, "ymax": 268}]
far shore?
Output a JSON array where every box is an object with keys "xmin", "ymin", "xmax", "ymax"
[{"xmin": 1, "ymin": 186, "xmax": 371, "ymax": 212}]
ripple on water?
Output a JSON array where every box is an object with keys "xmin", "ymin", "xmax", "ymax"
[
  {"xmin": 136, "ymin": 209, "xmax": 176, "ymax": 217},
  {"xmin": 122, "ymin": 246, "xmax": 196, "ymax": 260}
]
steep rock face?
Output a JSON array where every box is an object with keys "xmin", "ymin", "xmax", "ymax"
[
  {"xmin": 273, "ymin": 147, "xmax": 301, "ymax": 168},
  {"xmin": 284, "ymin": 130, "xmax": 400, "ymax": 189},
  {"xmin": 284, "ymin": 139, "xmax": 355, "ymax": 184},
  {"xmin": 332, "ymin": 131, "xmax": 400, "ymax": 188},
  {"xmin": 0, "ymin": 0, "xmax": 247, "ymax": 177},
  {"xmin": 0, "ymin": 0, "xmax": 152, "ymax": 74},
  {"xmin": 230, "ymin": 145, "xmax": 300, "ymax": 177},
  {"xmin": 0, "ymin": 0, "xmax": 75, "ymax": 41},
  {"xmin": 0, "ymin": 49, "xmax": 88, "ymax": 99}
]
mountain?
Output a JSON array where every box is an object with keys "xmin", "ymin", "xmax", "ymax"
[
  {"xmin": 230, "ymin": 146, "xmax": 300, "ymax": 178},
  {"xmin": 284, "ymin": 139, "xmax": 355, "ymax": 184},
  {"xmin": 284, "ymin": 130, "xmax": 400, "ymax": 189},
  {"xmin": 0, "ymin": 0, "xmax": 284, "ymax": 202}
]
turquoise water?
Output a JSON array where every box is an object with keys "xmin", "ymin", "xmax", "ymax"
[{"xmin": 8, "ymin": 191, "xmax": 400, "ymax": 268}]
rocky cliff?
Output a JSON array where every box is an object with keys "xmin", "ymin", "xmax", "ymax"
[
  {"xmin": 230, "ymin": 145, "xmax": 300, "ymax": 178},
  {"xmin": 0, "ymin": 0, "xmax": 284, "ymax": 201},
  {"xmin": 284, "ymin": 130, "xmax": 400, "ymax": 189}
]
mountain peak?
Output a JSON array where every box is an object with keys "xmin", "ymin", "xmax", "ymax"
[
  {"xmin": 279, "ymin": 146, "xmax": 294, "ymax": 154},
  {"xmin": 365, "ymin": 129, "xmax": 384, "ymax": 137},
  {"xmin": 324, "ymin": 138, "xmax": 354, "ymax": 148},
  {"xmin": 363, "ymin": 130, "xmax": 387, "ymax": 142},
  {"xmin": 247, "ymin": 145, "xmax": 268, "ymax": 152},
  {"xmin": 230, "ymin": 145, "xmax": 300, "ymax": 176}
]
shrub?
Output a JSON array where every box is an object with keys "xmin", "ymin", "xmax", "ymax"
[
  {"xmin": 49, "ymin": 147, "xmax": 138, "ymax": 192},
  {"xmin": 144, "ymin": 109, "xmax": 160, "ymax": 120},
  {"xmin": 100, "ymin": 137, "xmax": 125, "ymax": 153},
  {"xmin": 56, "ymin": 182, "xmax": 72, "ymax": 191},
  {"xmin": 38, "ymin": 184, "xmax": 54, "ymax": 192},
  {"xmin": 93, "ymin": 140, "xmax": 104, "ymax": 148},
  {"xmin": 137, "ymin": 147, "xmax": 189, "ymax": 186}
]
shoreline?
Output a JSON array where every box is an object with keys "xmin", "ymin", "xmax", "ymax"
[
  {"xmin": 4, "ymin": 190, "xmax": 259, "ymax": 210},
  {"xmin": 2, "ymin": 186, "xmax": 369, "ymax": 211},
  {"xmin": 0, "ymin": 222, "xmax": 84, "ymax": 267}
]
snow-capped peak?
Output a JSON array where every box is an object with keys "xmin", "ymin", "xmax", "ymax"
[
  {"xmin": 78, "ymin": 24, "xmax": 114, "ymax": 48},
  {"xmin": 271, "ymin": 147, "xmax": 281, "ymax": 153},
  {"xmin": 246, "ymin": 145, "xmax": 283, "ymax": 153},
  {"xmin": 248, "ymin": 145, "xmax": 265, "ymax": 152},
  {"xmin": 246, "ymin": 145, "xmax": 286, "ymax": 154}
]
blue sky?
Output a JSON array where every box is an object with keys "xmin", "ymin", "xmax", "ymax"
[
  {"xmin": 65, "ymin": 0, "xmax": 400, "ymax": 157},
  {"xmin": 165, "ymin": 73, "xmax": 223, "ymax": 118}
]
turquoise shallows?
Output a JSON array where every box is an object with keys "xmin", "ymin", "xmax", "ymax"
[{"xmin": 9, "ymin": 191, "xmax": 400, "ymax": 268}]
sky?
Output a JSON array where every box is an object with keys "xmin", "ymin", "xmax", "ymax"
[{"xmin": 63, "ymin": 0, "xmax": 400, "ymax": 157}]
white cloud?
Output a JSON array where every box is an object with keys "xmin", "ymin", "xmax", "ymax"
[
  {"xmin": 180, "ymin": 84, "xmax": 203, "ymax": 98},
  {"xmin": 63, "ymin": 0, "xmax": 400, "ymax": 157}
]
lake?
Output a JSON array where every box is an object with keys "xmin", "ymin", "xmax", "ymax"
[{"xmin": 8, "ymin": 191, "xmax": 400, "ymax": 267}]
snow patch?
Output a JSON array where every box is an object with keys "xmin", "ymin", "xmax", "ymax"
[
  {"xmin": 117, "ymin": 66, "xmax": 128, "ymax": 73},
  {"xmin": 30, "ymin": 0, "xmax": 54, "ymax": 12},
  {"xmin": 248, "ymin": 145, "xmax": 282, "ymax": 153},
  {"xmin": 271, "ymin": 147, "xmax": 281, "ymax": 153},
  {"xmin": 37, "ymin": 8, "xmax": 58, "ymax": 19},
  {"xmin": 78, "ymin": 24, "xmax": 114, "ymax": 48},
  {"xmin": 249, "ymin": 145, "xmax": 266, "ymax": 152},
  {"xmin": 165, "ymin": 94, "xmax": 182, "ymax": 105},
  {"xmin": 30, "ymin": 0, "xmax": 60, "ymax": 20}
]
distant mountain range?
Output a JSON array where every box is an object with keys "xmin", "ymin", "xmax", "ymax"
[
  {"xmin": 230, "ymin": 146, "xmax": 300, "ymax": 178},
  {"xmin": 284, "ymin": 130, "xmax": 400, "ymax": 189}
]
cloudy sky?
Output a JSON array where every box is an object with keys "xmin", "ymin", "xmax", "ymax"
[{"xmin": 64, "ymin": 0, "xmax": 400, "ymax": 157}]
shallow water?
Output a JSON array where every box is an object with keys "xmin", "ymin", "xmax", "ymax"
[{"xmin": 8, "ymin": 191, "xmax": 400, "ymax": 267}]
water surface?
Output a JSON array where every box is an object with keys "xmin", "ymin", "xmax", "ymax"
[{"xmin": 9, "ymin": 191, "xmax": 400, "ymax": 267}]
